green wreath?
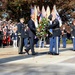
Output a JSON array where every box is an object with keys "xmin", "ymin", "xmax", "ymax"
[{"xmin": 36, "ymin": 18, "xmax": 49, "ymax": 38}]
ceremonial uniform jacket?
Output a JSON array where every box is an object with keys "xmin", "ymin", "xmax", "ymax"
[
  {"xmin": 17, "ymin": 22, "xmax": 25, "ymax": 38},
  {"xmin": 48, "ymin": 19, "xmax": 61, "ymax": 37}
]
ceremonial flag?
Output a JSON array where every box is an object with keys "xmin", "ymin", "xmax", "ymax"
[
  {"xmin": 53, "ymin": 5, "xmax": 62, "ymax": 27},
  {"xmin": 42, "ymin": 6, "xmax": 46, "ymax": 18},
  {"xmin": 34, "ymin": 6, "xmax": 38, "ymax": 28},
  {"xmin": 46, "ymin": 6, "xmax": 50, "ymax": 20}
]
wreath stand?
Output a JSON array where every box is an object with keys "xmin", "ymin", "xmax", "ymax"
[{"xmin": 39, "ymin": 37, "xmax": 45, "ymax": 48}]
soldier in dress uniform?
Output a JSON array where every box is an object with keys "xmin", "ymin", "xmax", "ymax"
[
  {"xmin": 47, "ymin": 14, "xmax": 54, "ymax": 54},
  {"xmin": 47, "ymin": 14, "xmax": 61, "ymax": 55},
  {"xmin": 17, "ymin": 18, "xmax": 25, "ymax": 54},
  {"xmin": 71, "ymin": 20, "xmax": 75, "ymax": 51}
]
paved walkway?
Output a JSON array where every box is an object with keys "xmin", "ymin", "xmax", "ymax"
[{"xmin": 0, "ymin": 44, "xmax": 75, "ymax": 75}]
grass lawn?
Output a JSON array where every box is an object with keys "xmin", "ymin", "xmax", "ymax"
[{"xmin": 60, "ymin": 39, "xmax": 72, "ymax": 44}]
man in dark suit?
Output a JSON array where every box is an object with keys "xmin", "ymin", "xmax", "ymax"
[
  {"xmin": 17, "ymin": 18, "xmax": 25, "ymax": 54},
  {"xmin": 25, "ymin": 14, "xmax": 37, "ymax": 55}
]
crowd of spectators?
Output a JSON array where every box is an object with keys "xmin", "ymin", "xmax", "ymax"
[{"xmin": 0, "ymin": 18, "xmax": 18, "ymax": 48}]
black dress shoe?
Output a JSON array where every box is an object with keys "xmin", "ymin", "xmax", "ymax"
[
  {"xmin": 32, "ymin": 52, "xmax": 38, "ymax": 55},
  {"xmin": 24, "ymin": 49, "xmax": 29, "ymax": 55},
  {"xmin": 47, "ymin": 52, "xmax": 53, "ymax": 55},
  {"xmin": 63, "ymin": 47, "xmax": 66, "ymax": 48},
  {"xmin": 53, "ymin": 53, "xmax": 59, "ymax": 55},
  {"xmin": 73, "ymin": 50, "xmax": 75, "ymax": 51},
  {"xmin": 19, "ymin": 52, "xmax": 24, "ymax": 54}
]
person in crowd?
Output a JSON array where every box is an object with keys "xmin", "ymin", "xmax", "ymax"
[
  {"xmin": 25, "ymin": 14, "xmax": 38, "ymax": 55},
  {"xmin": 0, "ymin": 26, "xmax": 3, "ymax": 47},
  {"xmin": 12, "ymin": 26, "xmax": 17, "ymax": 48},
  {"xmin": 61, "ymin": 23, "xmax": 67, "ymax": 48},
  {"xmin": 46, "ymin": 14, "xmax": 61, "ymax": 55},
  {"xmin": 71, "ymin": 20, "xmax": 75, "ymax": 51},
  {"xmin": 23, "ymin": 24, "xmax": 29, "ymax": 49},
  {"xmin": 17, "ymin": 18, "xmax": 25, "ymax": 54},
  {"xmin": 2, "ymin": 22, "xmax": 8, "ymax": 47}
]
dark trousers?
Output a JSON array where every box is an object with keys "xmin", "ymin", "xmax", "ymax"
[
  {"xmin": 62, "ymin": 37, "xmax": 66, "ymax": 48},
  {"xmin": 26, "ymin": 37, "xmax": 35, "ymax": 54},
  {"xmin": 0, "ymin": 40, "xmax": 2, "ymax": 47},
  {"xmin": 18, "ymin": 36, "xmax": 24, "ymax": 53}
]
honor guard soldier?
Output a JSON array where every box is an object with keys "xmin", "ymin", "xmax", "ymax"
[
  {"xmin": 47, "ymin": 14, "xmax": 61, "ymax": 55},
  {"xmin": 17, "ymin": 18, "xmax": 25, "ymax": 54}
]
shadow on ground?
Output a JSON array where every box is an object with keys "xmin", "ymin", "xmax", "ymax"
[
  {"xmin": 0, "ymin": 47, "xmax": 73, "ymax": 64},
  {"xmin": 0, "ymin": 52, "xmax": 48, "ymax": 64}
]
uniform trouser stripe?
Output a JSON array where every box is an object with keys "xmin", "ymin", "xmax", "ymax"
[{"xmin": 55, "ymin": 37, "xmax": 59, "ymax": 53}]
